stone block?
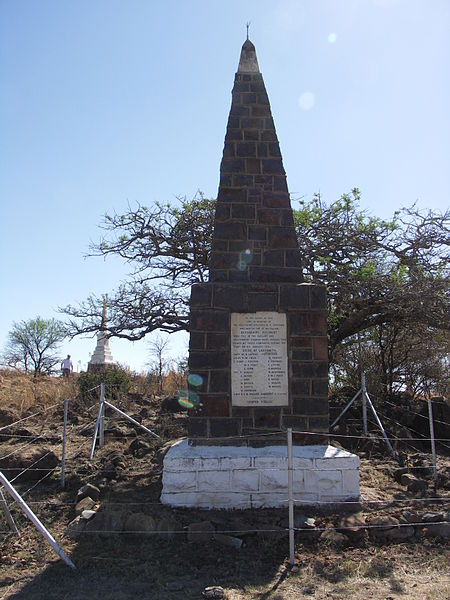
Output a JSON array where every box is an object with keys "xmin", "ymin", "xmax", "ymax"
[
  {"xmin": 343, "ymin": 470, "xmax": 360, "ymax": 494},
  {"xmin": 231, "ymin": 469, "xmax": 260, "ymax": 491},
  {"xmin": 162, "ymin": 471, "xmax": 197, "ymax": 492},
  {"xmin": 268, "ymin": 227, "xmax": 298, "ymax": 248},
  {"xmin": 315, "ymin": 456, "xmax": 360, "ymax": 470},
  {"xmin": 247, "ymin": 293, "xmax": 278, "ymax": 311},
  {"xmin": 208, "ymin": 371, "xmax": 229, "ymax": 393},
  {"xmin": 189, "ymin": 350, "xmax": 228, "ymax": 370},
  {"xmin": 305, "ymin": 469, "xmax": 342, "ymax": 494},
  {"xmin": 197, "ymin": 470, "xmax": 230, "ymax": 491},
  {"xmin": 190, "ymin": 310, "xmax": 229, "ymax": 332},
  {"xmin": 190, "ymin": 285, "xmax": 212, "ymax": 307}
]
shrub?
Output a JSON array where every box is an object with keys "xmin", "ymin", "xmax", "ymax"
[{"xmin": 77, "ymin": 366, "xmax": 132, "ymax": 402}]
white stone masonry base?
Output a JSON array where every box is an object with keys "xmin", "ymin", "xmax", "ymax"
[{"xmin": 161, "ymin": 439, "xmax": 360, "ymax": 509}]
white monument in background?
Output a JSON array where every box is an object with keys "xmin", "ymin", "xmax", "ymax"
[{"xmin": 88, "ymin": 299, "xmax": 115, "ymax": 371}]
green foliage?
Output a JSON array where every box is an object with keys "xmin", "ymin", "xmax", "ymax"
[
  {"xmin": 77, "ymin": 365, "xmax": 132, "ymax": 401},
  {"xmin": 1, "ymin": 316, "xmax": 67, "ymax": 375}
]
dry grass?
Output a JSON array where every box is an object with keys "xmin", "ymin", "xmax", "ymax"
[{"xmin": 0, "ymin": 369, "xmax": 79, "ymax": 415}]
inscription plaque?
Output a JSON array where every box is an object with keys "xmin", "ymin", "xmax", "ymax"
[{"xmin": 231, "ymin": 312, "xmax": 289, "ymax": 407}]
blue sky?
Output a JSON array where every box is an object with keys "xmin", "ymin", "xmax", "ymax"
[{"xmin": 1, "ymin": 0, "xmax": 449, "ymax": 373}]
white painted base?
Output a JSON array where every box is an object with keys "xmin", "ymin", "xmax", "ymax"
[{"xmin": 161, "ymin": 439, "xmax": 360, "ymax": 509}]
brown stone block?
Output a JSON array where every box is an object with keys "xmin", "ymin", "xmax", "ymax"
[
  {"xmin": 236, "ymin": 142, "xmax": 257, "ymax": 157},
  {"xmin": 232, "ymin": 174, "xmax": 255, "ymax": 187},
  {"xmin": 262, "ymin": 159, "xmax": 285, "ymax": 175},
  {"xmin": 305, "ymin": 313, "xmax": 328, "ymax": 335},
  {"xmin": 232, "ymin": 406, "xmax": 252, "ymax": 417},
  {"xmin": 257, "ymin": 92, "xmax": 269, "ymax": 104},
  {"xmin": 209, "ymin": 271, "xmax": 228, "ymax": 282},
  {"xmin": 190, "ymin": 284, "xmax": 212, "ymax": 307},
  {"xmin": 312, "ymin": 379, "xmax": 329, "ymax": 396},
  {"xmin": 313, "ymin": 338, "xmax": 329, "ymax": 360},
  {"xmin": 273, "ymin": 175, "xmax": 288, "ymax": 192},
  {"xmin": 285, "ymin": 249, "xmax": 302, "ymax": 268},
  {"xmin": 242, "ymin": 92, "xmax": 257, "ymax": 103},
  {"xmin": 241, "ymin": 117, "xmax": 264, "ymax": 129},
  {"xmin": 211, "ymin": 240, "xmax": 227, "ymax": 252},
  {"xmin": 288, "ymin": 314, "xmax": 307, "ymax": 335},
  {"xmin": 247, "ymin": 293, "xmax": 278, "ymax": 311},
  {"xmin": 292, "ymin": 362, "xmax": 328, "ymax": 378},
  {"xmin": 209, "ymin": 253, "xmax": 239, "ymax": 270},
  {"xmin": 221, "ymin": 158, "xmax": 246, "ymax": 173},
  {"xmin": 189, "ymin": 350, "xmax": 229, "ymax": 370},
  {"xmin": 291, "ymin": 380, "xmax": 311, "ymax": 395},
  {"xmin": 268, "ymin": 143, "xmax": 281, "ymax": 157},
  {"xmin": 190, "ymin": 310, "xmax": 229, "ymax": 332},
  {"xmin": 310, "ymin": 285, "xmax": 327, "ymax": 309},
  {"xmin": 228, "ymin": 270, "xmax": 250, "ymax": 282},
  {"xmin": 254, "ymin": 409, "xmax": 281, "ymax": 428},
  {"xmin": 214, "ymin": 222, "xmax": 246, "ymax": 240},
  {"xmin": 208, "ymin": 371, "xmax": 230, "ymax": 394},
  {"xmin": 280, "ymin": 210, "xmax": 295, "ymax": 227},
  {"xmin": 219, "ymin": 174, "xmax": 232, "ymax": 187},
  {"xmin": 209, "ymin": 418, "xmax": 240, "ymax": 438},
  {"xmin": 214, "ymin": 204, "xmax": 231, "ymax": 221},
  {"xmin": 251, "ymin": 105, "xmax": 271, "ymax": 117},
  {"xmin": 282, "ymin": 415, "xmax": 307, "ymax": 430},
  {"xmin": 308, "ymin": 416, "xmax": 329, "ymax": 432},
  {"xmin": 249, "ymin": 267, "xmax": 299, "ymax": 283},
  {"xmin": 257, "ymin": 208, "xmax": 280, "ymax": 225},
  {"xmin": 217, "ymin": 188, "xmax": 246, "ymax": 203},
  {"xmin": 248, "ymin": 225, "xmax": 267, "ymax": 241},
  {"xmin": 226, "ymin": 116, "xmax": 240, "ymax": 129},
  {"xmin": 280, "ymin": 284, "xmax": 310, "ymax": 309},
  {"xmin": 230, "ymin": 105, "xmax": 250, "ymax": 117},
  {"xmin": 189, "ymin": 332, "xmax": 205, "ymax": 350},
  {"xmin": 292, "ymin": 348, "xmax": 313, "ymax": 361},
  {"xmin": 187, "ymin": 418, "xmax": 208, "ymax": 438},
  {"xmin": 243, "ymin": 130, "xmax": 259, "ymax": 141},
  {"xmin": 293, "ymin": 397, "xmax": 328, "ymax": 415},
  {"xmin": 213, "ymin": 285, "xmax": 246, "ymax": 310},
  {"xmin": 262, "ymin": 192, "xmax": 291, "ymax": 208},
  {"xmin": 268, "ymin": 227, "xmax": 298, "ymax": 248},
  {"xmin": 257, "ymin": 142, "xmax": 268, "ymax": 157},
  {"xmin": 231, "ymin": 203, "xmax": 256, "ymax": 220},
  {"xmin": 249, "ymin": 80, "xmax": 266, "ymax": 93},
  {"xmin": 246, "ymin": 158, "xmax": 262, "ymax": 174},
  {"xmin": 232, "ymin": 80, "xmax": 250, "ymax": 93},
  {"xmin": 263, "ymin": 249, "xmax": 284, "ymax": 267},
  {"xmin": 206, "ymin": 332, "xmax": 230, "ymax": 350},
  {"xmin": 224, "ymin": 129, "xmax": 243, "ymax": 142},
  {"xmin": 261, "ymin": 130, "xmax": 277, "ymax": 142},
  {"xmin": 290, "ymin": 336, "xmax": 312, "ymax": 348},
  {"xmin": 197, "ymin": 394, "xmax": 230, "ymax": 417},
  {"xmin": 222, "ymin": 143, "xmax": 236, "ymax": 158}
]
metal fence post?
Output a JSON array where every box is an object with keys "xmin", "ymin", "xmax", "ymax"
[
  {"xmin": 0, "ymin": 471, "xmax": 75, "ymax": 570},
  {"xmin": 427, "ymin": 398, "xmax": 438, "ymax": 487},
  {"xmin": 0, "ymin": 487, "xmax": 19, "ymax": 535},
  {"xmin": 99, "ymin": 383, "xmax": 105, "ymax": 449},
  {"xmin": 90, "ymin": 386, "xmax": 105, "ymax": 461},
  {"xmin": 61, "ymin": 399, "xmax": 69, "ymax": 489},
  {"xmin": 361, "ymin": 372, "xmax": 368, "ymax": 435},
  {"xmin": 287, "ymin": 428, "xmax": 295, "ymax": 566}
]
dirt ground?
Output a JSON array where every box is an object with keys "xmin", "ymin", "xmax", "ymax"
[{"xmin": 0, "ymin": 381, "xmax": 449, "ymax": 600}]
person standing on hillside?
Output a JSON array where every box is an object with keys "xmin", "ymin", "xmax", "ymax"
[{"xmin": 61, "ymin": 355, "xmax": 73, "ymax": 378}]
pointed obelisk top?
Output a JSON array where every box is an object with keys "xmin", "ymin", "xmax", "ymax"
[{"xmin": 237, "ymin": 35, "xmax": 260, "ymax": 73}]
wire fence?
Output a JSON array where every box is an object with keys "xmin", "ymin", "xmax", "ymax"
[{"xmin": 0, "ymin": 381, "xmax": 448, "ymax": 572}]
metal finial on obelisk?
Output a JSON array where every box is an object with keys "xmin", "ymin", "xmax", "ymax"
[{"xmin": 246, "ymin": 21, "xmax": 250, "ymax": 40}]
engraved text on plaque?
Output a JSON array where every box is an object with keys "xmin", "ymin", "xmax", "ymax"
[{"xmin": 231, "ymin": 312, "xmax": 289, "ymax": 406}]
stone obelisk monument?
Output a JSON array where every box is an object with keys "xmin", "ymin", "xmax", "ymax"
[
  {"xmin": 161, "ymin": 38, "xmax": 359, "ymax": 508},
  {"xmin": 88, "ymin": 299, "xmax": 115, "ymax": 372}
]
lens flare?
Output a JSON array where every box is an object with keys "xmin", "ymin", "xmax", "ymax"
[
  {"xmin": 187, "ymin": 373, "xmax": 203, "ymax": 387},
  {"xmin": 328, "ymin": 32, "xmax": 337, "ymax": 44},
  {"xmin": 298, "ymin": 92, "xmax": 315, "ymax": 111},
  {"xmin": 237, "ymin": 248, "xmax": 253, "ymax": 270},
  {"xmin": 177, "ymin": 389, "xmax": 200, "ymax": 409}
]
